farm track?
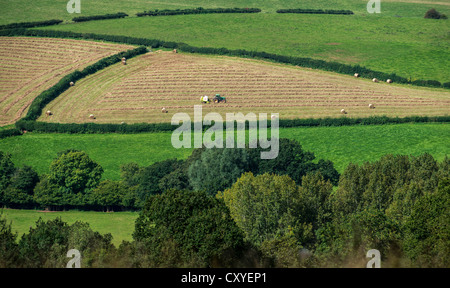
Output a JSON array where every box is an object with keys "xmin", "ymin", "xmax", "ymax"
[
  {"xmin": 0, "ymin": 37, "xmax": 135, "ymax": 125},
  {"xmin": 39, "ymin": 51, "xmax": 450, "ymax": 124}
]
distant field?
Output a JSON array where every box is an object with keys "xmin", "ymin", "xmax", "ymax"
[
  {"xmin": 1, "ymin": 208, "xmax": 139, "ymax": 247},
  {"xmin": 40, "ymin": 13, "xmax": 450, "ymax": 83},
  {"xmin": 0, "ymin": 37, "xmax": 134, "ymax": 125},
  {"xmin": 1, "ymin": 0, "xmax": 449, "ymax": 24},
  {"xmin": 0, "ymin": 123, "xmax": 448, "ymax": 180},
  {"xmin": 38, "ymin": 51, "xmax": 450, "ymax": 124}
]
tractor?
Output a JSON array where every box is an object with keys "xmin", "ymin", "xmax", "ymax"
[{"xmin": 213, "ymin": 94, "xmax": 226, "ymax": 103}]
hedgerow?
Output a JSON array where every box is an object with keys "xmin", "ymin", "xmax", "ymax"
[
  {"xmin": 136, "ymin": 7, "xmax": 261, "ymax": 17},
  {"xmin": 0, "ymin": 20, "xmax": 62, "ymax": 30},
  {"xmin": 72, "ymin": 12, "xmax": 128, "ymax": 23},
  {"xmin": 276, "ymin": 9, "xmax": 354, "ymax": 15}
]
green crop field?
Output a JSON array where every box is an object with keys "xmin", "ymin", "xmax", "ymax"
[
  {"xmin": 1, "ymin": 208, "xmax": 139, "ymax": 247},
  {"xmin": 1, "ymin": 123, "xmax": 448, "ymax": 180}
]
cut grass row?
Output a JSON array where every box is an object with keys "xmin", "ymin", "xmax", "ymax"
[
  {"xmin": 0, "ymin": 123, "xmax": 448, "ymax": 180},
  {"xmin": 38, "ymin": 52, "xmax": 450, "ymax": 124},
  {"xmin": 0, "ymin": 37, "xmax": 135, "ymax": 125}
]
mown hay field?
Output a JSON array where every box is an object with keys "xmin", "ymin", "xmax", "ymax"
[
  {"xmin": 39, "ymin": 51, "xmax": 450, "ymax": 124},
  {"xmin": 0, "ymin": 37, "xmax": 135, "ymax": 125}
]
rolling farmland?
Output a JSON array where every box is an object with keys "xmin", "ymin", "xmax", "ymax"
[
  {"xmin": 40, "ymin": 51, "xmax": 450, "ymax": 124},
  {"xmin": 0, "ymin": 37, "xmax": 134, "ymax": 125}
]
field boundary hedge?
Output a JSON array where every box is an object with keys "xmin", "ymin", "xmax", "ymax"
[
  {"xmin": 0, "ymin": 20, "xmax": 63, "ymax": 30},
  {"xmin": 14, "ymin": 116, "xmax": 450, "ymax": 134},
  {"xmin": 0, "ymin": 128, "xmax": 23, "ymax": 139},
  {"xmin": 73, "ymin": 12, "xmax": 128, "ymax": 23},
  {"xmin": 276, "ymin": 9, "xmax": 354, "ymax": 15},
  {"xmin": 1, "ymin": 28, "xmax": 448, "ymax": 89},
  {"xmin": 136, "ymin": 7, "xmax": 261, "ymax": 17}
]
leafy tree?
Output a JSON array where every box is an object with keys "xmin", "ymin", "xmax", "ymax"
[
  {"xmin": 33, "ymin": 175, "xmax": 62, "ymax": 210},
  {"xmin": 248, "ymin": 138, "xmax": 339, "ymax": 185},
  {"xmin": 43, "ymin": 151, "xmax": 103, "ymax": 207},
  {"xmin": 90, "ymin": 180, "xmax": 126, "ymax": 212},
  {"xmin": 134, "ymin": 159, "xmax": 184, "ymax": 207},
  {"xmin": 188, "ymin": 148, "xmax": 250, "ymax": 195},
  {"xmin": 17, "ymin": 217, "xmax": 115, "ymax": 268},
  {"xmin": 219, "ymin": 172, "xmax": 302, "ymax": 246},
  {"xmin": 133, "ymin": 189, "xmax": 245, "ymax": 267},
  {"xmin": 0, "ymin": 151, "xmax": 15, "ymax": 204},
  {"xmin": 0, "ymin": 213, "xmax": 19, "ymax": 268},
  {"xmin": 402, "ymin": 178, "xmax": 450, "ymax": 267},
  {"xmin": 3, "ymin": 166, "xmax": 39, "ymax": 208}
]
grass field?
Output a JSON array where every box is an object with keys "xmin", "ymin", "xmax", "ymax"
[
  {"xmin": 1, "ymin": 0, "xmax": 449, "ymax": 24},
  {"xmin": 0, "ymin": 123, "xmax": 448, "ymax": 180},
  {"xmin": 1, "ymin": 208, "xmax": 139, "ymax": 247},
  {"xmin": 0, "ymin": 37, "xmax": 134, "ymax": 125},
  {"xmin": 38, "ymin": 51, "xmax": 450, "ymax": 124},
  {"xmin": 38, "ymin": 13, "xmax": 450, "ymax": 83}
]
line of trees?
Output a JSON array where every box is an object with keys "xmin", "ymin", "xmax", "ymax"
[
  {"xmin": 136, "ymin": 7, "xmax": 261, "ymax": 17},
  {"xmin": 72, "ymin": 12, "xmax": 128, "ymax": 23},
  {"xmin": 0, "ymin": 139, "xmax": 340, "ymax": 211},
  {"xmin": 1, "ymin": 150, "xmax": 448, "ymax": 267},
  {"xmin": 2, "ymin": 29, "xmax": 447, "ymax": 89},
  {"xmin": 276, "ymin": 9, "xmax": 354, "ymax": 15}
]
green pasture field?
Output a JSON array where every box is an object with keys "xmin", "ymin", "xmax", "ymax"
[
  {"xmin": 0, "ymin": 123, "xmax": 448, "ymax": 180},
  {"xmin": 0, "ymin": 208, "xmax": 139, "ymax": 247},
  {"xmin": 36, "ymin": 13, "xmax": 450, "ymax": 83},
  {"xmin": 1, "ymin": 0, "xmax": 449, "ymax": 24}
]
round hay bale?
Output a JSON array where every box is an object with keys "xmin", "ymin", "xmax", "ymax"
[
  {"xmin": 161, "ymin": 107, "xmax": 167, "ymax": 113},
  {"xmin": 69, "ymin": 81, "xmax": 74, "ymax": 86},
  {"xmin": 341, "ymin": 109, "xmax": 347, "ymax": 114},
  {"xmin": 387, "ymin": 79, "xmax": 393, "ymax": 83},
  {"xmin": 372, "ymin": 78, "xmax": 379, "ymax": 83},
  {"xmin": 173, "ymin": 49, "xmax": 177, "ymax": 53},
  {"xmin": 46, "ymin": 110, "xmax": 52, "ymax": 116},
  {"xmin": 369, "ymin": 103, "xmax": 375, "ymax": 109},
  {"xmin": 89, "ymin": 114, "xmax": 96, "ymax": 119},
  {"xmin": 354, "ymin": 73, "xmax": 360, "ymax": 78}
]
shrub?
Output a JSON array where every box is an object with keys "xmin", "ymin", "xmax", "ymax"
[{"xmin": 424, "ymin": 8, "xmax": 446, "ymax": 19}]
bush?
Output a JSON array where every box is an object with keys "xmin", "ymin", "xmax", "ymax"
[{"xmin": 424, "ymin": 8, "xmax": 446, "ymax": 19}]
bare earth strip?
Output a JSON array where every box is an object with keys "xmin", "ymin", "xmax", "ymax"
[
  {"xmin": 0, "ymin": 37, "xmax": 135, "ymax": 125},
  {"xmin": 40, "ymin": 51, "xmax": 450, "ymax": 124}
]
